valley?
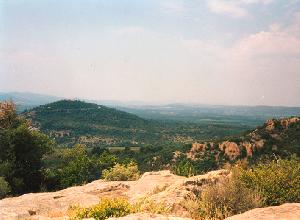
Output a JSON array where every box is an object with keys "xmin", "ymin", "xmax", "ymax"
[{"xmin": 22, "ymin": 99, "xmax": 252, "ymax": 148}]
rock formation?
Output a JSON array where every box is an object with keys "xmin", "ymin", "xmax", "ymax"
[{"xmin": 0, "ymin": 170, "xmax": 229, "ymax": 220}]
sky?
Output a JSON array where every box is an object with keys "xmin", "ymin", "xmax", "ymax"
[{"xmin": 1, "ymin": 0, "xmax": 300, "ymax": 106}]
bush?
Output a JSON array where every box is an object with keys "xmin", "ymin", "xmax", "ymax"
[
  {"xmin": 134, "ymin": 197, "xmax": 171, "ymax": 214},
  {"xmin": 197, "ymin": 170, "xmax": 262, "ymax": 220},
  {"xmin": 198, "ymin": 174, "xmax": 262, "ymax": 219},
  {"xmin": 239, "ymin": 158, "xmax": 300, "ymax": 206},
  {"xmin": 69, "ymin": 198, "xmax": 133, "ymax": 220},
  {"xmin": 69, "ymin": 197, "xmax": 170, "ymax": 220},
  {"xmin": 172, "ymin": 158, "xmax": 195, "ymax": 177},
  {"xmin": 0, "ymin": 177, "xmax": 10, "ymax": 199},
  {"xmin": 102, "ymin": 162, "xmax": 140, "ymax": 181}
]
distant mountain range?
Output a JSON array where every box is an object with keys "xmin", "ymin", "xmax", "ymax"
[
  {"xmin": 0, "ymin": 92, "xmax": 61, "ymax": 112},
  {"xmin": 0, "ymin": 92, "xmax": 300, "ymax": 119},
  {"xmin": 118, "ymin": 104, "xmax": 300, "ymax": 127},
  {"xmin": 2, "ymin": 91, "xmax": 300, "ymax": 127}
]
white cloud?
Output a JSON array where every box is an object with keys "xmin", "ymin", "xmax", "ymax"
[
  {"xmin": 160, "ymin": 1, "xmax": 187, "ymax": 15},
  {"xmin": 207, "ymin": 0, "xmax": 248, "ymax": 18},
  {"xmin": 232, "ymin": 13, "xmax": 300, "ymax": 58},
  {"xmin": 241, "ymin": 0, "xmax": 273, "ymax": 4},
  {"xmin": 233, "ymin": 30, "xmax": 300, "ymax": 58},
  {"xmin": 181, "ymin": 12, "xmax": 300, "ymax": 67},
  {"xmin": 207, "ymin": 0, "xmax": 273, "ymax": 18}
]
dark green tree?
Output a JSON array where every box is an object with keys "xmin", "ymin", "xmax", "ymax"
[{"xmin": 0, "ymin": 101, "xmax": 52, "ymax": 195}]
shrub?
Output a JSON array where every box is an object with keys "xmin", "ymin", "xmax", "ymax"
[
  {"xmin": 134, "ymin": 197, "xmax": 171, "ymax": 214},
  {"xmin": 69, "ymin": 197, "xmax": 170, "ymax": 220},
  {"xmin": 239, "ymin": 158, "xmax": 300, "ymax": 206},
  {"xmin": 0, "ymin": 177, "xmax": 10, "ymax": 199},
  {"xmin": 172, "ymin": 158, "xmax": 195, "ymax": 177},
  {"xmin": 198, "ymin": 173, "xmax": 262, "ymax": 219},
  {"xmin": 102, "ymin": 162, "xmax": 140, "ymax": 181},
  {"xmin": 184, "ymin": 169, "xmax": 262, "ymax": 220},
  {"xmin": 69, "ymin": 198, "xmax": 133, "ymax": 220}
]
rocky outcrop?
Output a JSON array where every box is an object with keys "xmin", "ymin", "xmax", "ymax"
[
  {"xmin": 281, "ymin": 117, "xmax": 300, "ymax": 129},
  {"xmin": 242, "ymin": 142, "xmax": 254, "ymax": 157},
  {"xmin": 148, "ymin": 170, "xmax": 230, "ymax": 216},
  {"xmin": 187, "ymin": 143, "xmax": 208, "ymax": 159},
  {"xmin": 186, "ymin": 117, "xmax": 300, "ymax": 160},
  {"xmin": 0, "ymin": 170, "xmax": 229, "ymax": 220},
  {"xmin": 265, "ymin": 117, "xmax": 300, "ymax": 132},
  {"xmin": 219, "ymin": 141, "xmax": 240, "ymax": 160},
  {"xmin": 265, "ymin": 119, "xmax": 276, "ymax": 132},
  {"xmin": 225, "ymin": 203, "xmax": 300, "ymax": 220}
]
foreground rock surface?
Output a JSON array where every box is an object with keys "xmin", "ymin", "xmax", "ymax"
[
  {"xmin": 108, "ymin": 213, "xmax": 193, "ymax": 220},
  {"xmin": 0, "ymin": 170, "xmax": 227, "ymax": 220},
  {"xmin": 225, "ymin": 203, "xmax": 300, "ymax": 220},
  {"xmin": 1, "ymin": 169, "xmax": 299, "ymax": 220}
]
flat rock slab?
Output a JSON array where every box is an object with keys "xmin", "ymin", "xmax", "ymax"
[
  {"xmin": 225, "ymin": 203, "xmax": 300, "ymax": 220},
  {"xmin": 108, "ymin": 213, "xmax": 194, "ymax": 220}
]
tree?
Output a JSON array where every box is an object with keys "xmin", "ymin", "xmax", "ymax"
[
  {"xmin": 59, "ymin": 144, "xmax": 93, "ymax": 188},
  {"xmin": 0, "ymin": 101, "xmax": 52, "ymax": 195},
  {"xmin": 0, "ymin": 177, "xmax": 10, "ymax": 199}
]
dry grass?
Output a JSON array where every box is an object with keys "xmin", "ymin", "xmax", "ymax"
[{"xmin": 150, "ymin": 184, "xmax": 170, "ymax": 195}]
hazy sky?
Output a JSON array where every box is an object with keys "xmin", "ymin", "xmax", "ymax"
[{"xmin": 1, "ymin": 0, "xmax": 300, "ymax": 106}]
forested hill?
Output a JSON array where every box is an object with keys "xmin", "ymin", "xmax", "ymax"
[
  {"xmin": 23, "ymin": 100, "xmax": 159, "ymax": 146},
  {"xmin": 27, "ymin": 99, "xmax": 152, "ymax": 128},
  {"xmin": 22, "ymin": 100, "xmax": 251, "ymax": 147}
]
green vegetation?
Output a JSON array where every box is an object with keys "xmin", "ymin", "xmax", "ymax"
[
  {"xmin": 69, "ymin": 197, "xmax": 170, "ymax": 220},
  {"xmin": 102, "ymin": 162, "xmax": 140, "ymax": 181},
  {"xmin": 0, "ymin": 177, "xmax": 10, "ymax": 199},
  {"xmin": 69, "ymin": 198, "xmax": 133, "ymax": 220},
  {"xmin": 43, "ymin": 145, "xmax": 118, "ymax": 190},
  {"xmin": 0, "ymin": 101, "xmax": 53, "ymax": 195},
  {"xmin": 172, "ymin": 152, "xmax": 218, "ymax": 177},
  {"xmin": 239, "ymin": 158, "xmax": 300, "ymax": 206}
]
